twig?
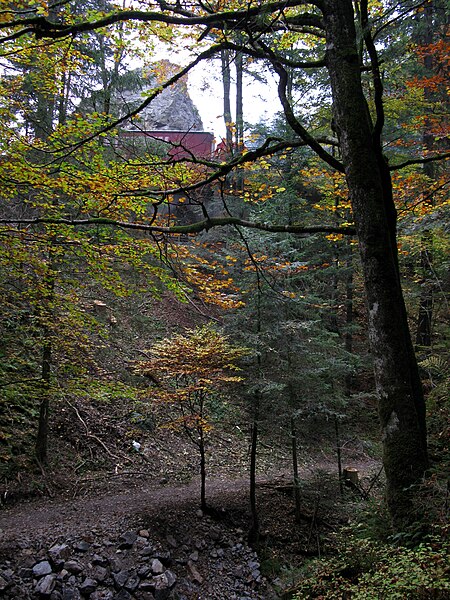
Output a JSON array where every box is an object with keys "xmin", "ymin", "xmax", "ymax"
[
  {"xmin": 364, "ymin": 464, "xmax": 384, "ymax": 497},
  {"xmin": 35, "ymin": 458, "xmax": 55, "ymax": 498},
  {"xmin": 66, "ymin": 399, "xmax": 132, "ymax": 464}
]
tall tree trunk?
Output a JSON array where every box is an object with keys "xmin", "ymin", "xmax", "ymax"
[
  {"xmin": 291, "ymin": 414, "xmax": 302, "ymax": 522},
  {"xmin": 334, "ymin": 415, "xmax": 344, "ymax": 497},
  {"xmin": 323, "ymin": 0, "xmax": 428, "ymax": 529},
  {"xmin": 235, "ymin": 43, "xmax": 244, "ymax": 192},
  {"xmin": 35, "ymin": 340, "xmax": 51, "ymax": 464},
  {"xmin": 235, "ymin": 42, "xmax": 244, "ymax": 154},
  {"xmin": 248, "ymin": 391, "xmax": 260, "ymax": 545},
  {"xmin": 221, "ymin": 49, "xmax": 233, "ymax": 152},
  {"xmin": 345, "ymin": 240, "xmax": 354, "ymax": 395},
  {"xmin": 199, "ymin": 426, "xmax": 207, "ymax": 512}
]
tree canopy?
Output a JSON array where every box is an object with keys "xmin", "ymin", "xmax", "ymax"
[{"xmin": 0, "ymin": 0, "xmax": 448, "ymax": 530}]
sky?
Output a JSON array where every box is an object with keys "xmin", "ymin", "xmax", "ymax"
[
  {"xmin": 184, "ymin": 58, "xmax": 282, "ymax": 141},
  {"xmin": 131, "ymin": 36, "xmax": 283, "ymax": 141}
]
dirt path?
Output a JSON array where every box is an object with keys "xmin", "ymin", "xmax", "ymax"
[
  {"xmin": 0, "ymin": 457, "xmax": 378, "ymax": 550},
  {"xmin": 0, "ymin": 476, "xmax": 252, "ymax": 547}
]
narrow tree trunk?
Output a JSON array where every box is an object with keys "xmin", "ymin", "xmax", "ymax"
[
  {"xmin": 235, "ymin": 44, "xmax": 244, "ymax": 192},
  {"xmin": 199, "ymin": 427, "xmax": 207, "ymax": 512},
  {"xmin": 323, "ymin": 0, "xmax": 428, "ymax": 529},
  {"xmin": 221, "ymin": 49, "xmax": 233, "ymax": 152},
  {"xmin": 248, "ymin": 391, "xmax": 260, "ymax": 544},
  {"xmin": 334, "ymin": 416, "xmax": 344, "ymax": 496},
  {"xmin": 291, "ymin": 415, "xmax": 302, "ymax": 522},
  {"xmin": 35, "ymin": 341, "xmax": 51, "ymax": 464},
  {"xmin": 345, "ymin": 241, "xmax": 354, "ymax": 395},
  {"xmin": 235, "ymin": 43, "xmax": 244, "ymax": 154}
]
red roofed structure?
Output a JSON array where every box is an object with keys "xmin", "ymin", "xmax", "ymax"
[{"xmin": 120, "ymin": 130, "xmax": 215, "ymax": 160}]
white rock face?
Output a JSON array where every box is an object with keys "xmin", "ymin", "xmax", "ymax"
[
  {"xmin": 91, "ymin": 63, "xmax": 204, "ymax": 131},
  {"xmin": 117, "ymin": 79, "xmax": 204, "ymax": 131}
]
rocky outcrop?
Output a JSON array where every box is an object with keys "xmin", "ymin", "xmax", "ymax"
[{"xmin": 85, "ymin": 61, "xmax": 204, "ymax": 132}]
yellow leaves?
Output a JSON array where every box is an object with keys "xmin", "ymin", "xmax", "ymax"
[{"xmin": 134, "ymin": 325, "xmax": 247, "ymax": 434}]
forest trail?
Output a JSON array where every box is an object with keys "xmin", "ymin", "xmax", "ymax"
[
  {"xmin": 0, "ymin": 476, "xmax": 251, "ymax": 547},
  {"xmin": 0, "ymin": 457, "xmax": 377, "ymax": 550}
]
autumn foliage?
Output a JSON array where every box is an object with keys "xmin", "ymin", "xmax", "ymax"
[{"xmin": 134, "ymin": 324, "xmax": 248, "ymax": 508}]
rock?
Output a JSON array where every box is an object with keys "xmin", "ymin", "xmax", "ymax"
[
  {"xmin": 33, "ymin": 561, "xmax": 53, "ymax": 577},
  {"xmin": 92, "ymin": 565, "xmax": 109, "ymax": 583},
  {"xmin": 7, "ymin": 584, "xmax": 24, "ymax": 598},
  {"xmin": 121, "ymin": 60, "xmax": 206, "ymax": 132},
  {"xmin": 150, "ymin": 559, "xmax": 164, "ymax": 575},
  {"xmin": 79, "ymin": 577, "xmax": 98, "ymax": 595},
  {"xmin": 124, "ymin": 573, "xmax": 140, "ymax": 592},
  {"xmin": 250, "ymin": 568, "xmax": 261, "ymax": 581},
  {"xmin": 109, "ymin": 557, "xmax": 123, "ymax": 573},
  {"xmin": 35, "ymin": 573, "xmax": 56, "ymax": 597},
  {"xmin": 61, "ymin": 586, "xmax": 81, "ymax": 600},
  {"xmin": 74, "ymin": 541, "xmax": 90, "ymax": 553},
  {"xmin": 64, "ymin": 560, "xmax": 84, "ymax": 575},
  {"xmin": 138, "ymin": 530, "xmax": 150, "ymax": 538},
  {"xmin": 18, "ymin": 566, "xmax": 33, "ymax": 579},
  {"xmin": 90, "ymin": 591, "xmax": 114, "ymax": 600},
  {"xmin": 118, "ymin": 531, "xmax": 137, "ymax": 549},
  {"xmin": 49, "ymin": 544, "xmax": 71, "ymax": 563},
  {"xmin": 153, "ymin": 571, "xmax": 177, "ymax": 593},
  {"xmin": 138, "ymin": 580, "xmax": 155, "ymax": 591},
  {"xmin": 140, "ymin": 545, "xmax": 154, "ymax": 557},
  {"xmin": 209, "ymin": 527, "xmax": 221, "ymax": 541},
  {"xmin": 50, "ymin": 591, "xmax": 63, "ymax": 600},
  {"xmin": 0, "ymin": 574, "xmax": 10, "ymax": 591},
  {"xmin": 187, "ymin": 560, "xmax": 203, "ymax": 584},
  {"xmin": 112, "ymin": 570, "xmax": 130, "ymax": 589},
  {"xmin": 163, "ymin": 571, "xmax": 176, "ymax": 588},
  {"xmin": 135, "ymin": 592, "xmax": 156, "ymax": 600},
  {"xmin": 114, "ymin": 590, "xmax": 132, "ymax": 600},
  {"xmin": 151, "ymin": 551, "xmax": 171, "ymax": 566},
  {"xmin": 137, "ymin": 565, "xmax": 151, "ymax": 579},
  {"xmin": 92, "ymin": 554, "xmax": 109, "ymax": 568},
  {"xmin": 89, "ymin": 590, "xmax": 114, "ymax": 600},
  {"xmin": 165, "ymin": 535, "xmax": 177, "ymax": 549}
]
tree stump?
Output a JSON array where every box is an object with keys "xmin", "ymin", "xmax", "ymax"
[{"xmin": 343, "ymin": 467, "xmax": 359, "ymax": 486}]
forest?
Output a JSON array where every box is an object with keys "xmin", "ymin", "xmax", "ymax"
[{"xmin": 0, "ymin": 1, "xmax": 449, "ymax": 598}]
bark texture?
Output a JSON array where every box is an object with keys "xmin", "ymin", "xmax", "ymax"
[{"xmin": 322, "ymin": 0, "xmax": 428, "ymax": 528}]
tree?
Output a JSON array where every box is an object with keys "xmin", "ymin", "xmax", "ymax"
[
  {"xmin": 133, "ymin": 324, "xmax": 247, "ymax": 511},
  {"xmin": 1, "ymin": 0, "xmax": 448, "ymax": 528}
]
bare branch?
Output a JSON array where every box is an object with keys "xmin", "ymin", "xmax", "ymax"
[
  {"xmin": 0, "ymin": 216, "xmax": 356, "ymax": 236},
  {"xmin": 0, "ymin": 1, "xmax": 324, "ymax": 43},
  {"xmin": 389, "ymin": 152, "xmax": 450, "ymax": 172}
]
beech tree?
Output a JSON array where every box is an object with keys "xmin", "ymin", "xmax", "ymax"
[
  {"xmin": 134, "ymin": 324, "xmax": 247, "ymax": 511},
  {"xmin": 1, "ymin": 1, "xmax": 448, "ymax": 528}
]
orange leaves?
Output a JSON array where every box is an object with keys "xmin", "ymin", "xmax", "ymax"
[
  {"xmin": 134, "ymin": 324, "xmax": 247, "ymax": 434},
  {"xmin": 405, "ymin": 74, "xmax": 448, "ymax": 93},
  {"xmin": 171, "ymin": 243, "xmax": 244, "ymax": 309}
]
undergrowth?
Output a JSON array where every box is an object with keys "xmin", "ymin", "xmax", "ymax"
[{"xmin": 290, "ymin": 534, "xmax": 449, "ymax": 599}]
